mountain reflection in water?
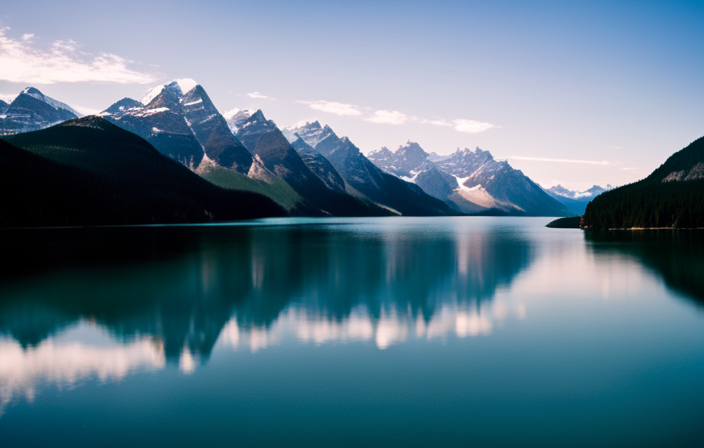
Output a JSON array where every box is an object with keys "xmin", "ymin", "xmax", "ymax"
[{"xmin": 0, "ymin": 218, "xmax": 533, "ymax": 402}]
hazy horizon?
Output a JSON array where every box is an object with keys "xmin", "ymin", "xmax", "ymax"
[{"xmin": 1, "ymin": 0, "xmax": 703, "ymax": 191}]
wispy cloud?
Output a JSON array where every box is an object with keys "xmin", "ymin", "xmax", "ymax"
[
  {"xmin": 297, "ymin": 98, "xmax": 497, "ymax": 134},
  {"xmin": 0, "ymin": 28, "xmax": 157, "ymax": 84},
  {"xmin": 418, "ymin": 118, "xmax": 453, "ymax": 127},
  {"xmin": 298, "ymin": 100, "xmax": 362, "ymax": 116},
  {"xmin": 365, "ymin": 110, "xmax": 408, "ymax": 125},
  {"xmin": 453, "ymin": 119, "xmax": 498, "ymax": 134},
  {"xmin": 247, "ymin": 91, "xmax": 275, "ymax": 100},
  {"xmin": 621, "ymin": 167, "xmax": 638, "ymax": 171},
  {"xmin": 510, "ymin": 156, "xmax": 611, "ymax": 166}
]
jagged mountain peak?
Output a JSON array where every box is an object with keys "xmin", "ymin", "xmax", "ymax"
[
  {"xmin": 144, "ymin": 87, "xmax": 181, "ymax": 110},
  {"xmin": 141, "ymin": 79, "xmax": 198, "ymax": 106},
  {"xmin": 368, "ymin": 146, "xmax": 393, "ymax": 158},
  {"xmin": 283, "ymin": 120, "xmax": 334, "ymax": 148},
  {"xmin": 250, "ymin": 109, "xmax": 267, "ymax": 122},
  {"xmin": 233, "ymin": 108, "xmax": 279, "ymax": 151},
  {"xmin": 1, "ymin": 88, "xmax": 80, "ymax": 135},
  {"xmin": 223, "ymin": 108, "xmax": 253, "ymax": 132},
  {"xmin": 545, "ymin": 184, "xmax": 611, "ymax": 200},
  {"xmin": 100, "ymin": 98, "xmax": 143, "ymax": 116},
  {"xmin": 396, "ymin": 141, "xmax": 429, "ymax": 162},
  {"xmin": 21, "ymin": 87, "xmax": 42, "ymax": 96},
  {"xmin": 18, "ymin": 87, "xmax": 82, "ymax": 117}
]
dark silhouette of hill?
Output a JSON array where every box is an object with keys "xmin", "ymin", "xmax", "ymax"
[
  {"xmin": 583, "ymin": 136, "xmax": 704, "ymax": 229},
  {"xmin": 0, "ymin": 116, "xmax": 285, "ymax": 227}
]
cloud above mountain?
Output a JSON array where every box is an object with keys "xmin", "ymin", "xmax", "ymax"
[
  {"xmin": 297, "ymin": 100, "xmax": 362, "ymax": 116},
  {"xmin": 247, "ymin": 92, "xmax": 274, "ymax": 100},
  {"xmin": 365, "ymin": 110, "xmax": 408, "ymax": 125},
  {"xmin": 453, "ymin": 119, "xmax": 498, "ymax": 134},
  {"xmin": 0, "ymin": 28, "xmax": 157, "ymax": 85},
  {"xmin": 298, "ymin": 98, "xmax": 497, "ymax": 134}
]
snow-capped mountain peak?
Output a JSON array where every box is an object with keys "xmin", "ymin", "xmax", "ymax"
[
  {"xmin": 223, "ymin": 109, "xmax": 254, "ymax": 133},
  {"xmin": 1, "ymin": 87, "xmax": 81, "ymax": 135},
  {"xmin": 141, "ymin": 79, "xmax": 198, "ymax": 106},
  {"xmin": 546, "ymin": 184, "xmax": 612, "ymax": 200},
  {"xmin": 282, "ymin": 120, "xmax": 332, "ymax": 147},
  {"xmin": 20, "ymin": 87, "xmax": 82, "ymax": 117}
]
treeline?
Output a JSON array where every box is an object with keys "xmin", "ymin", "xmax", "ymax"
[{"xmin": 582, "ymin": 179, "xmax": 704, "ymax": 229}]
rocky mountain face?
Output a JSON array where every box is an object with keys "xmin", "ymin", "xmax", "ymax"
[
  {"xmin": 369, "ymin": 142, "xmax": 568, "ymax": 216},
  {"xmin": 290, "ymin": 137, "xmax": 346, "ymax": 192},
  {"xmin": 230, "ymin": 110, "xmax": 278, "ymax": 152},
  {"xmin": 0, "ymin": 88, "xmax": 79, "ymax": 135},
  {"xmin": 223, "ymin": 108, "xmax": 255, "ymax": 133},
  {"xmin": 241, "ymin": 118, "xmax": 387, "ymax": 216},
  {"xmin": 180, "ymin": 86, "xmax": 253, "ymax": 172},
  {"xmin": 102, "ymin": 80, "xmax": 253, "ymax": 173},
  {"xmin": 284, "ymin": 122, "xmax": 454, "ymax": 216}
]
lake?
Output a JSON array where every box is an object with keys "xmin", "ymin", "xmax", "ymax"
[{"xmin": 1, "ymin": 217, "xmax": 703, "ymax": 447}]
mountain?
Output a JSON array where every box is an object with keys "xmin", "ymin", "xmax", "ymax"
[
  {"xmin": 290, "ymin": 137, "xmax": 346, "ymax": 192},
  {"xmin": 427, "ymin": 152, "xmax": 449, "ymax": 163},
  {"xmin": 284, "ymin": 122, "xmax": 454, "ymax": 216},
  {"xmin": 225, "ymin": 109, "xmax": 278, "ymax": 151},
  {"xmin": 368, "ymin": 142, "xmax": 568, "ymax": 216},
  {"xmin": 180, "ymin": 85, "xmax": 253, "ymax": 171},
  {"xmin": 547, "ymin": 184, "xmax": 611, "ymax": 200},
  {"xmin": 250, "ymin": 127, "xmax": 390, "ymax": 216},
  {"xmin": 102, "ymin": 82, "xmax": 314, "ymax": 213},
  {"xmin": 0, "ymin": 87, "xmax": 79, "ymax": 135},
  {"xmin": 583, "ymin": 136, "xmax": 704, "ymax": 229},
  {"xmin": 223, "ymin": 108, "xmax": 254, "ymax": 133},
  {"xmin": 0, "ymin": 116, "xmax": 285, "ymax": 227},
  {"xmin": 543, "ymin": 184, "xmax": 612, "ymax": 215},
  {"xmin": 102, "ymin": 79, "xmax": 252, "ymax": 173}
]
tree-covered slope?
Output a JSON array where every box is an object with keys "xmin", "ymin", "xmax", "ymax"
[
  {"xmin": 1, "ymin": 117, "xmax": 285, "ymax": 227},
  {"xmin": 583, "ymin": 136, "xmax": 704, "ymax": 229}
]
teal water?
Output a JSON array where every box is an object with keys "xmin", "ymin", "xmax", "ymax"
[{"xmin": 0, "ymin": 217, "xmax": 703, "ymax": 447}]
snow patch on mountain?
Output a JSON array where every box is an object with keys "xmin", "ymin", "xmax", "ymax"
[
  {"xmin": 141, "ymin": 79, "xmax": 198, "ymax": 105},
  {"xmin": 282, "ymin": 121, "xmax": 331, "ymax": 147},
  {"xmin": 223, "ymin": 108, "xmax": 253, "ymax": 133}
]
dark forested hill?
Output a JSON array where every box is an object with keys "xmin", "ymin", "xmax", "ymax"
[
  {"xmin": 0, "ymin": 117, "xmax": 285, "ymax": 227},
  {"xmin": 583, "ymin": 136, "xmax": 704, "ymax": 229}
]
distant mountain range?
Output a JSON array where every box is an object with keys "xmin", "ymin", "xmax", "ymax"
[
  {"xmin": 543, "ymin": 184, "xmax": 612, "ymax": 215},
  {"xmin": 284, "ymin": 123, "xmax": 454, "ymax": 216},
  {"xmin": 583, "ymin": 136, "xmax": 704, "ymax": 229},
  {"xmin": 368, "ymin": 142, "xmax": 569, "ymax": 216},
  {"xmin": 0, "ymin": 80, "xmax": 621, "ymax": 226}
]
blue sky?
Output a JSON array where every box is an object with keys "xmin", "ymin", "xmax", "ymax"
[{"xmin": 1, "ymin": 0, "xmax": 703, "ymax": 190}]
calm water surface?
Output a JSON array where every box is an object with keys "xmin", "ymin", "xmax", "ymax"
[{"xmin": 1, "ymin": 217, "xmax": 703, "ymax": 447}]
